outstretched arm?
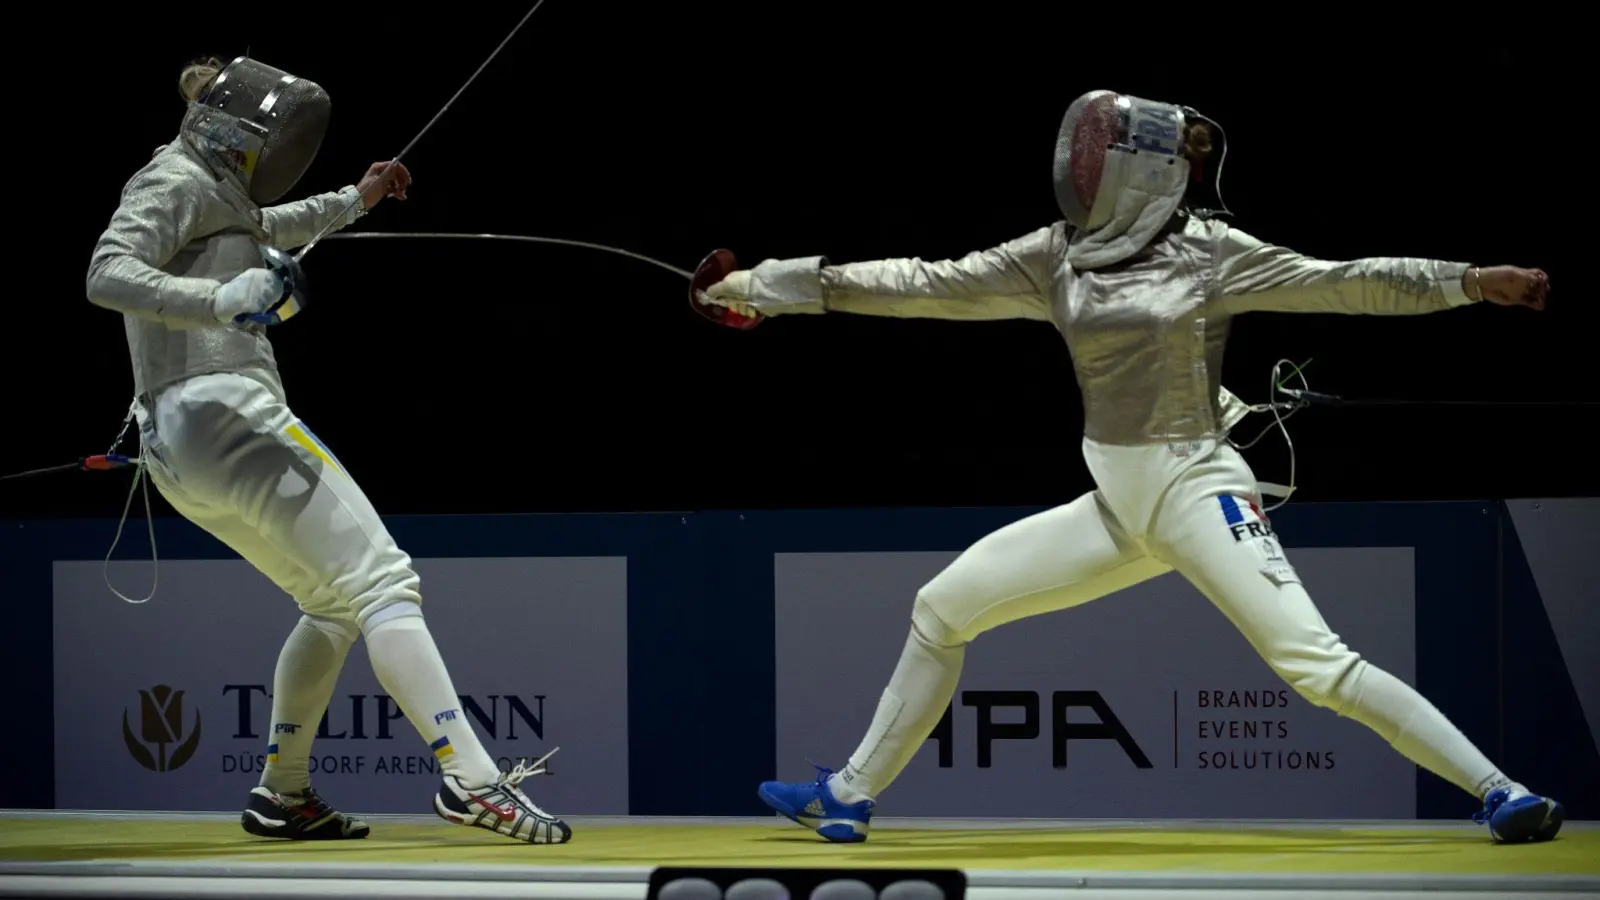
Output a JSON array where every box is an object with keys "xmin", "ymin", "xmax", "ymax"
[
  {"xmin": 85, "ymin": 165, "xmax": 222, "ymax": 328},
  {"xmin": 707, "ymin": 225, "xmax": 1058, "ymax": 322},
  {"xmin": 1213, "ymin": 226, "xmax": 1476, "ymax": 316},
  {"xmin": 261, "ymin": 162, "xmax": 412, "ymax": 250},
  {"xmin": 259, "ymin": 186, "xmax": 365, "ymax": 251}
]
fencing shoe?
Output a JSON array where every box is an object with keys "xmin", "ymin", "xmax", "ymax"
[
  {"xmin": 1475, "ymin": 786, "xmax": 1565, "ymax": 844},
  {"xmin": 758, "ymin": 764, "xmax": 874, "ymax": 843},
  {"xmin": 434, "ymin": 750, "xmax": 572, "ymax": 844},
  {"xmin": 241, "ymin": 786, "xmax": 370, "ymax": 840}
]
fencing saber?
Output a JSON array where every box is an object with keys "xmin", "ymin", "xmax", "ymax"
[
  {"xmin": 322, "ymin": 231, "xmax": 758, "ymax": 329},
  {"xmin": 1, "ymin": 232, "xmax": 745, "ymax": 485},
  {"xmin": 1227, "ymin": 363, "xmax": 1600, "ymax": 513},
  {"xmin": 1278, "ymin": 389, "xmax": 1600, "ymax": 410},
  {"xmin": 6, "ymin": 296, "xmax": 1592, "ymax": 486},
  {"xmin": 251, "ymin": 1, "xmax": 550, "ymax": 324},
  {"xmin": 0, "ymin": 454, "xmax": 138, "ymax": 482},
  {"xmin": 324, "ymin": 232, "xmax": 696, "ymax": 279}
]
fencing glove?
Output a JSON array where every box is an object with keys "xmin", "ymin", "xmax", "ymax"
[
  {"xmin": 214, "ymin": 269, "xmax": 287, "ymax": 325},
  {"xmin": 698, "ymin": 256, "xmax": 828, "ymax": 318},
  {"xmin": 699, "ymin": 270, "xmax": 758, "ymax": 318}
]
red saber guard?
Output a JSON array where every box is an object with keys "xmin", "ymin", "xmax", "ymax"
[{"xmin": 689, "ymin": 249, "xmax": 764, "ymax": 331}]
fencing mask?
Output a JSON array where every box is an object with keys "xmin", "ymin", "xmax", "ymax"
[
  {"xmin": 1052, "ymin": 90, "xmax": 1229, "ymax": 269},
  {"xmin": 181, "ymin": 57, "xmax": 332, "ymax": 205}
]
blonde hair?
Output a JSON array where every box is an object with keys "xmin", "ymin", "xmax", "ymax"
[
  {"xmin": 1182, "ymin": 121, "xmax": 1215, "ymax": 166},
  {"xmin": 178, "ymin": 57, "xmax": 224, "ymax": 104}
]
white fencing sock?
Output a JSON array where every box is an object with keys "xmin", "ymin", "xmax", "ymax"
[
  {"xmin": 1342, "ymin": 661, "xmax": 1515, "ymax": 799},
  {"xmin": 260, "ymin": 615, "xmax": 356, "ymax": 795},
  {"xmin": 361, "ymin": 604, "xmax": 501, "ymax": 786},
  {"xmin": 833, "ymin": 610, "xmax": 966, "ymax": 804}
]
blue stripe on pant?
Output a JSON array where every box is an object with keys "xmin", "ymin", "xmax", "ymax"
[{"xmin": 1218, "ymin": 495, "xmax": 1244, "ymax": 524}]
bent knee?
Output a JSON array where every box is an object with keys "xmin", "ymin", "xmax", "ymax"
[
  {"xmin": 1268, "ymin": 648, "xmax": 1366, "ymax": 712},
  {"xmin": 359, "ymin": 597, "xmax": 424, "ymax": 636},
  {"xmin": 301, "ymin": 613, "xmax": 361, "ymax": 647},
  {"xmin": 911, "ymin": 592, "xmax": 969, "ymax": 648},
  {"xmin": 332, "ymin": 567, "xmax": 422, "ymax": 622}
]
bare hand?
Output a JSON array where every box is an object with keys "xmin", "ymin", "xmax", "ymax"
[
  {"xmin": 1470, "ymin": 266, "xmax": 1549, "ymax": 310},
  {"xmin": 357, "ymin": 161, "xmax": 411, "ymax": 209}
]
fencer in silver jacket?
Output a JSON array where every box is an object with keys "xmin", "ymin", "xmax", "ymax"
[
  {"xmin": 80, "ymin": 58, "xmax": 573, "ymax": 846},
  {"xmin": 85, "ymin": 138, "xmax": 364, "ymax": 398},
  {"xmin": 718, "ymin": 89, "xmax": 1561, "ymax": 848},
  {"xmin": 705, "ymin": 213, "xmax": 1475, "ymax": 447}
]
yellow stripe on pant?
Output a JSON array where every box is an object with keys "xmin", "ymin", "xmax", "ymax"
[{"xmin": 284, "ymin": 423, "xmax": 346, "ymax": 478}]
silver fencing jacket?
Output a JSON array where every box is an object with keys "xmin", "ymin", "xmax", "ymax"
[
  {"xmin": 739, "ymin": 215, "xmax": 1476, "ymax": 446},
  {"xmin": 86, "ymin": 139, "xmax": 364, "ymax": 398}
]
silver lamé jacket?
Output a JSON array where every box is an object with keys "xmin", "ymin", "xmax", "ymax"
[
  {"xmin": 737, "ymin": 215, "xmax": 1477, "ymax": 445},
  {"xmin": 86, "ymin": 139, "xmax": 365, "ymax": 398}
]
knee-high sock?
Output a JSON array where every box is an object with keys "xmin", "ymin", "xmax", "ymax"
[
  {"xmin": 834, "ymin": 620, "xmax": 966, "ymax": 803},
  {"xmin": 362, "ymin": 605, "xmax": 501, "ymax": 786},
  {"xmin": 1341, "ymin": 662, "xmax": 1514, "ymax": 798},
  {"xmin": 261, "ymin": 615, "xmax": 356, "ymax": 794}
]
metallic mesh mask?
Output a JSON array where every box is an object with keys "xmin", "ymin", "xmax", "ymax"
[
  {"xmin": 181, "ymin": 57, "xmax": 331, "ymax": 205},
  {"xmin": 1052, "ymin": 89, "xmax": 1229, "ymax": 233}
]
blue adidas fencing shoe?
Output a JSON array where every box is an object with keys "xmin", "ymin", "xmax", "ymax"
[
  {"xmin": 758, "ymin": 765, "xmax": 874, "ymax": 843},
  {"xmin": 1475, "ymin": 787, "xmax": 1564, "ymax": 843}
]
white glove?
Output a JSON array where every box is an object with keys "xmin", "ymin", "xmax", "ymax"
[
  {"xmin": 699, "ymin": 270, "xmax": 759, "ymax": 318},
  {"xmin": 213, "ymin": 268, "xmax": 286, "ymax": 324}
]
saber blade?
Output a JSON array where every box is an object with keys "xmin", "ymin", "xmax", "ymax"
[
  {"xmin": 294, "ymin": 1, "xmax": 550, "ymax": 263},
  {"xmin": 323, "ymin": 232, "xmax": 696, "ymax": 280}
]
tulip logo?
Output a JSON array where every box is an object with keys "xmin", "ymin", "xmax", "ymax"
[{"xmin": 122, "ymin": 685, "xmax": 202, "ymax": 773}]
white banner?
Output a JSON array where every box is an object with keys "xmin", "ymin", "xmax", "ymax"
[
  {"xmin": 775, "ymin": 547, "xmax": 1417, "ymax": 818},
  {"xmin": 54, "ymin": 556, "xmax": 629, "ymax": 814}
]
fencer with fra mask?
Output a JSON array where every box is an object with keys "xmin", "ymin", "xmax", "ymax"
[
  {"xmin": 701, "ymin": 90, "xmax": 1561, "ymax": 845},
  {"xmin": 85, "ymin": 56, "xmax": 571, "ymax": 844}
]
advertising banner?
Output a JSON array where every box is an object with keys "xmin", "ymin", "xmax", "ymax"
[
  {"xmin": 774, "ymin": 547, "xmax": 1418, "ymax": 818},
  {"xmin": 53, "ymin": 556, "xmax": 629, "ymax": 814}
]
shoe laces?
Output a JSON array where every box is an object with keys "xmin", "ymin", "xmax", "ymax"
[
  {"xmin": 286, "ymin": 788, "xmax": 336, "ymax": 821},
  {"xmin": 805, "ymin": 759, "xmax": 835, "ymax": 784},
  {"xmin": 497, "ymin": 748, "xmax": 560, "ymax": 817},
  {"xmin": 1472, "ymin": 788, "xmax": 1507, "ymax": 824},
  {"xmin": 502, "ymin": 748, "xmax": 558, "ymax": 786}
]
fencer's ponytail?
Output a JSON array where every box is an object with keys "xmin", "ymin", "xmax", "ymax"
[
  {"xmin": 178, "ymin": 57, "xmax": 224, "ymax": 104},
  {"xmin": 1182, "ymin": 121, "xmax": 1215, "ymax": 166}
]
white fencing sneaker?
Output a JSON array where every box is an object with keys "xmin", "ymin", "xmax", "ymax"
[{"xmin": 433, "ymin": 750, "xmax": 571, "ymax": 844}]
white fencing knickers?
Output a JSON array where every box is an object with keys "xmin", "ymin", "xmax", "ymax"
[
  {"xmin": 133, "ymin": 369, "xmax": 422, "ymax": 625},
  {"xmin": 134, "ymin": 369, "xmax": 507, "ymax": 789},
  {"xmin": 840, "ymin": 438, "xmax": 1506, "ymax": 802}
]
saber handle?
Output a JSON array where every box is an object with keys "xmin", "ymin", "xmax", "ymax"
[
  {"xmin": 690, "ymin": 249, "xmax": 763, "ymax": 330},
  {"xmin": 1280, "ymin": 388, "xmax": 1597, "ymax": 409},
  {"xmin": 1279, "ymin": 388, "xmax": 1346, "ymax": 406},
  {"xmin": 244, "ymin": 245, "xmax": 309, "ymax": 326},
  {"xmin": 0, "ymin": 454, "xmax": 139, "ymax": 482}
]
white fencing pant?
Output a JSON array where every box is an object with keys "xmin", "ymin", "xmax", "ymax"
[
  {"xmin": 135, "ymin": 370, "xmax": 506, "ymax": 788},
  {"xmin": 840, "ymin": 439, "xmax": 1506, "ymax": 802},
  {"xmin": 135, "ymin": 370, "xmax": 422, "ymax": 626}
]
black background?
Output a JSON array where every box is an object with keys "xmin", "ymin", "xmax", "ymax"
[{"xmin": 3, "ymin": 8, "xmax": 1589, "ymax": 518}]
